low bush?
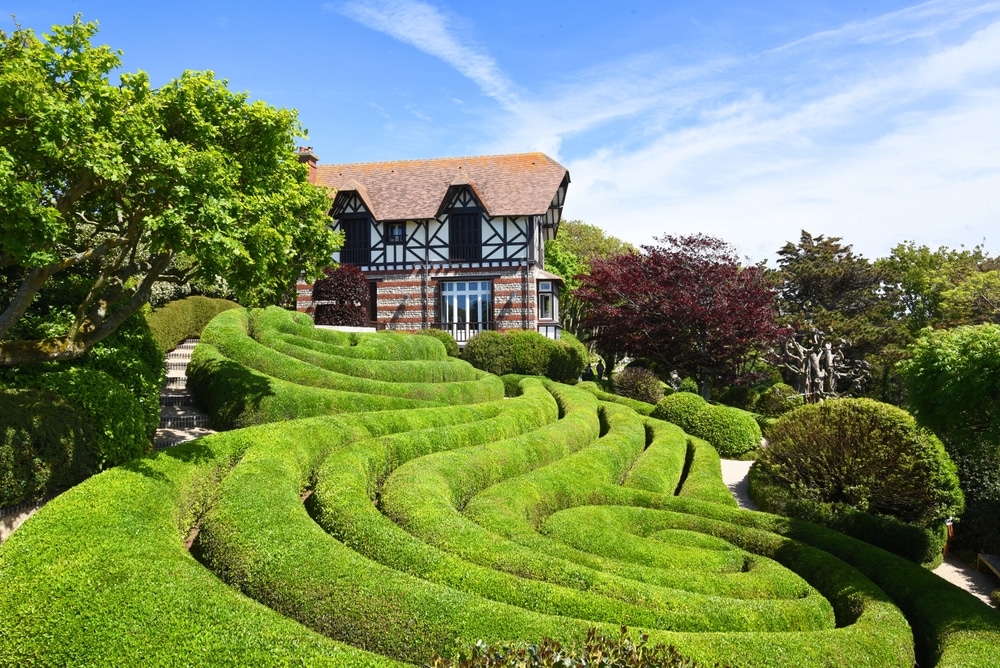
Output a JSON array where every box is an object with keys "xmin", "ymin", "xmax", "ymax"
[
  {"xmin": 147, "ymin": 295, "xmax": 241, "ymax": 353},
  {"xmin": 686, "ymin": 405, "xmax": 761, "ymax": 458},
  {"xmin": 613, "ymin": 366, "xmax": 664, "ymax": 404},
  {"xmin": 992, "ymin": 590, "xmax": 1000, "ymax": 608},
  {"xmin": 747, "ymin": 466, "xmax": 946, "ymax": 565},
  {"xmin": 717, "ymin": 385, "xmax": 759, "ymax": 411},
  {"xmin": 651, "ymin": 392, "xmax": 707, "ymax": 433},
  {"xmin": 416, "ymin": 328, "xmax": 460, "ymax": 357},
  {"xmin": 753, "ymin": 383, "xmax": 802, "ymax": 417},
  {"xmin": 464, "ymin": 330, "xmax": 585, "ymax": 383},
  {"xmin": 0, "ymin": 389, "xmax": 97, "ymax": 507},
  {"xmin": 432, "ymin": 627, "xmax": 729, "ymax": 668},
  {"xmin": 752, "ymin": 399, "xmax": 964, "ymax": 530}
]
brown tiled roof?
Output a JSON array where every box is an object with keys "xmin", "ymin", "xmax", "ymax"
[{"xmin": 314, "ymin": 152, "xmax": 568, "ymax": 220}]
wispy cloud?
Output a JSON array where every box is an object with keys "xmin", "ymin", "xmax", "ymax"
[{"xmin": 331, "ymin": 0, "xmax": 521, "ymax": 109}]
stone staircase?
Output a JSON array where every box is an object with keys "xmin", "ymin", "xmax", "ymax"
[{"xmin": 155, "ymin": 339, "xmax": 215, "ymax": 449}]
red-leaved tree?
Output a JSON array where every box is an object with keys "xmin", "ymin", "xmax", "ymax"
[
  {"xmin": 576, "ymin": 234, "xmax": 786, "ymax": 399},
  {"xmin": 312, "ymin": 265, "xmax": 368, "ymax": 326}
]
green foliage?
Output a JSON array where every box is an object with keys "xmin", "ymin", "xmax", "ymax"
[
  {"xmin": 992, "ymin": 590, "xmax": 1000, "ymax": 608},
  {"xmin": 613, "ymin": 366, "xmax": 664, "ymax": 404},
  {"xmin": 687, "ymin": 405, "xmax": 761, "ymax": 458},
  {"xmin": 416, "ymin": 328, "xmax": 460, "ymax": 357},
  {"xmin": 753, "ymin": 382, "xmax": 802, "ymax": 417},
  {"xmin": 28, "ymin": 367, "xmax": 150, "ymax": 468},
  {"xmin": 899, "ymin": 324, "xmax": 1000, "ymax": 552},
  {"xmin": 752, "ymin": 399, "xmax": 964, "ymax": 531},
  {"xmin": 0, "ymin": 389, "xmax": 97, "ymax": 507},
  {"xmin": 716, "ymin": 385, "xmax": 759, "ymax": 411},
  {"xmin": 574, "ymin": 381, "xmax": 656, "ymax": 416},
  {"xmin": 679, "ymin": 377, "xmax": 699, "ymax": 394},
  {"xmin": 0, "ymin": 17, "xmax": 337, "ymax": 366},
  {"xmin": 651, "ymin": 392, "xmax": 707, "ymax": 433},
  {"xmin": 463, "ymin": 329, "xmax": 585, "ymax": 383},
  {"xmin": 431, "ymin": 627, "xmax": 727, "ymax": 668},
  {"xmin": 147, "ymin": 295, "xmax": 241, "ymax": 353}
]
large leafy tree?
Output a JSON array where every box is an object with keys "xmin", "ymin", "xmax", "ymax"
[
  {"xmin": 544, "ymin": 220, "xmax": 635, "ymax": 337},
  {"xmin": 899, "ymin": 324, "xmax": 1000, "ymax": 552},
  {"xmin": 576, "ymin": 234, "xmax": 785, "ymax": 399},
  {"xmin": 0, "ymin": 17, "xmax": 337, "ymax": 366}
]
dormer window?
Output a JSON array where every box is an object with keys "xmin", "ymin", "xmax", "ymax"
[
  {"xmin": 449, "ymin": 213, "xmax": 482, "ymax": 261},
  {"xmin": 386, "ymin": 222, "xmax": 405, "ymax": 245}
]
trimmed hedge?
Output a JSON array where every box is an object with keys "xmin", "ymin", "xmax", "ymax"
[
  {"xmin": 0, "ymin": 389, "xmax": 97, "ymax": 507},
  {"xmin": 651, "ymin": 392, "xmax": 707, "ymax": 432},
  {"xmin": 463, "ymin": 329, "xmax": 586, "ymax": 383},
  {"xmin": 686, "ymin": 404, "xmax": 761, "ymax": 458},
  {"xmin": 199, "ymin": 307, "xmax": 504, "ymax": 405},
  {"xmin": 751, "ymin": 399, "xmax": 964, "ymax": 529},
  {"xmin": 575, "ymin": 381, "xmax": 656, "ymax": 415},
  {"xmin": 5, "ymin": 295, "xmax": 1000, "ymax": 668},
  {"xmin": 147, "ymin": 295, "xmax": 241, "ymax": 353},
  {"xmin": 652, "ymin": 393, "xmax": 761, "ymax": 457}
]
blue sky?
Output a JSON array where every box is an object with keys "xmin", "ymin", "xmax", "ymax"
[{"xmin": 6, "ymin": 1, "xmax": 1000, "ymax": 262}]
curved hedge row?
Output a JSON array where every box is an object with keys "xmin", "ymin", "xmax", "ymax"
[
  {"xmin": 652, "ymin": 392, "xmax": 761, "ymax": 457},
  {"xmin": 2, "ymin": 309, "xmax": 999, "ymax": 667}
]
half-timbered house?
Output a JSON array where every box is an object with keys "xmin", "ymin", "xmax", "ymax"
[{"xmin": 295, "ymin": 150, "xmax": 570, "ymax": 344}]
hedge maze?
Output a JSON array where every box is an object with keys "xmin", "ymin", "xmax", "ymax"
[{"xmin": 1, "ymin": 307, "xmax": 999, "ymax": 667}]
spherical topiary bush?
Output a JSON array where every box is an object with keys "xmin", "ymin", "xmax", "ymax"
[
  {"xmin": 651, "ymin": 391, "xmax": 707, "ymax": 432},
  {"xmin": 505, "ymin": 330, "xmax": 555, "ymax": 376},
  {"xmin": 687, "ymin": 404, "xmax": 762, "ymax": 457},
  {"xmin": 754, "ymin": 383, "xmax": 802, "ymax": 417},
  {"xmin": 463, "ymin": 331, "xmax": 513, "ymax": 377},
  {"xmin": 612, "ymin": 366, "xmax": 664, "ymax": 405},
  {"xmin": 752, "ymin": 398, "xmax": 964, "ymax": 529}
]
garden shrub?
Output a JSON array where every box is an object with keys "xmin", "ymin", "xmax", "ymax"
[
  {"xmin": 753, "ymin": 382, "xmax": 802, "ymax": 417},
  {"xmin": 992, "ymin": 590, "xmax": 1000, "ymax": 608},
  {"xmin": 651, "ymin": 392, "xmax": 707, "ymax": 433},
  {"xmin": 717, "ymin": 385, "xmax": 759, "ymax": 411},
  {"xmin": 679, "ymin": 377, "xmax": 699, "ymax": 394},
  {"xmin": 686, "ymin": 404, "xmax": 761, "ymax": 458},
  {"xmin": 28, "ymin": 368, "xmax": 151, "ymax": 468},
  {"xmin": 748, "ymin": 465, "xmax": 947, "ymax": 564},
  {"xmin": 613, "ymin": 366, "xmax": 664, "ymax": 404},
  {"xmin": 899, "ymin": 324, "xmax": 1000, "ymax": 554},
  {"xmin": 432, "ymin": 627, "xmax": 728, "ymax": 668},
  {"xmin": 311, "ymin": 264, "xmax": 368, "ymax": 326},
  {"xmin": 416, "ymin": 328, "xmax": 460, "ymax": 357},
  {"xmin": 147, "ymin": 295, "xmax": 241, "ymax": 353},
  {"xmin": 750, "ymin": 399, "xmax": 964, "ymax": 546},
  {"xmin": 0, "ymin": 389, "xmax": 97, "ymax": 508},
  {"xmin": 463, "ymin": 329, "xmax": 585, "ymax": 383}
]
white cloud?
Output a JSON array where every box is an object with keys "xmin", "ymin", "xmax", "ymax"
[{"xmin": 333, "ymin": 0, "xmax": 521, "ymax": 109}]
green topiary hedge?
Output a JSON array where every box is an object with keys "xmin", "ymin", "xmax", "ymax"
[
  {"xmin": 686, "ymin": 404, "xmax": 761, "ymax": 458},
  {"xmin": 415, "ymin": 328, "xmax": 460, "ymax": 357},
  {"xmin": 463, "ymin": 329, "xmax": 585, "ymax": 383},
  {"xmin": 0, "ymin": 389, "xmax": 97, "ymax": 508},
  {"xmin": 651, "ymin": 392, "xmax": 707, "ymax": 433},
  {"xmin": 651, "ymin": 393, "xmax": 760, "ymax": 457},
  {"xmin": 749, "ymin": 398, "xmax": 964, "ymax": 563},
  {"xmin": 147, "ymin": 295, "xmax": 241, "ymax": 353}
]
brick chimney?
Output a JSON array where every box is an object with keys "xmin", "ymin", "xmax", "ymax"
[{"xmin": 297, "ymin": 146, "xmax": 319, "ymax": 183}]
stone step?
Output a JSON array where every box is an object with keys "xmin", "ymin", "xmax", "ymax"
[
  {"xmin": 160, "ymin": 390, "xmax": 195, "ymax": 407},
  {"xmin": 158, "ymin": 406, "xmax": 212, "ymax": 430},
  {"xmin": 154, "ymin": 427, "xmax": 216, "ymax": 450},
  {"xmin": 166, "ymin": 361, "xmax": 190, "ymax": 371}
]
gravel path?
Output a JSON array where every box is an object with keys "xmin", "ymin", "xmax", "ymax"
[{"xmin": 719, "ymin": 459, "xmax": 758, "ymax": 510}]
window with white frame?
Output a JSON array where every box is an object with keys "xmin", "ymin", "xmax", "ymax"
[
  {"xmin": 537, "ymin": 280, "xmax": 558, "ymax": 321},
  {"xmin": 440, "ymin": 280, "xmax": 492, "ymax": 339}
]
